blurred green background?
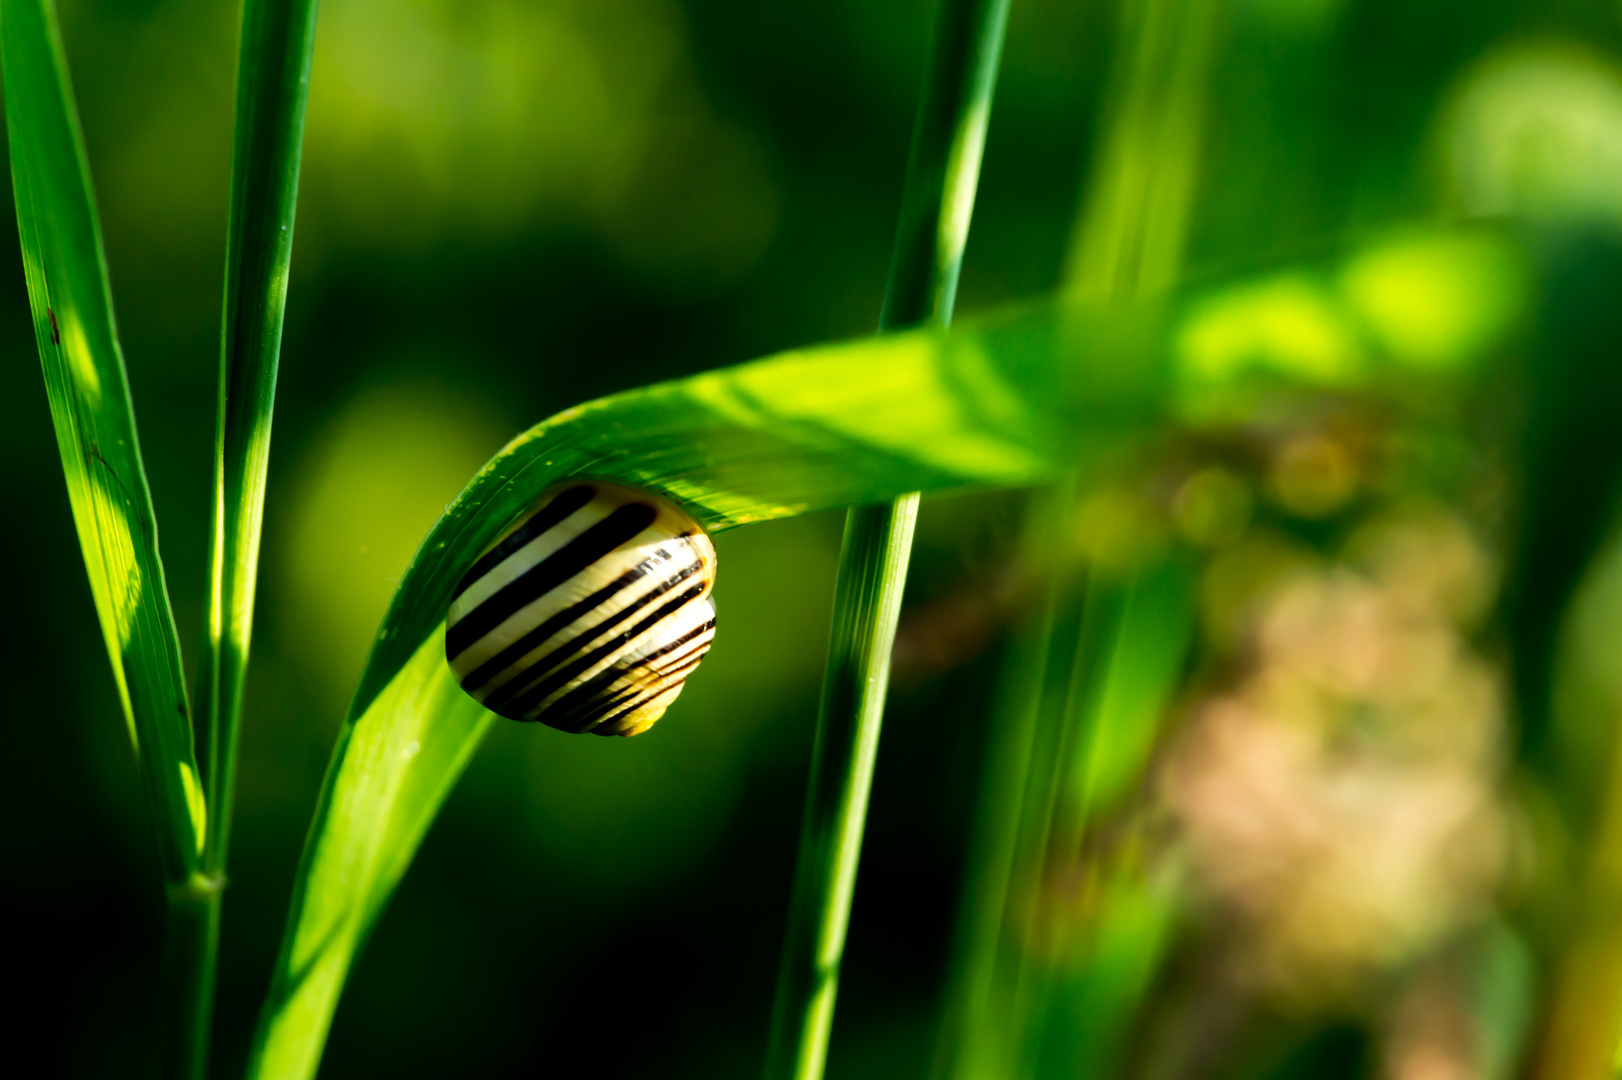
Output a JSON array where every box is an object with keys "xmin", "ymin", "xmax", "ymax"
[{"xmin": 8, "ymin": 0, "xmax": 1622, "ymax": 1076}]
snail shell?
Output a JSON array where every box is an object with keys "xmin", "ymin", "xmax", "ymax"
[{"xmin": 445, "ymin": 481, "xmax": 717, "ymax": 736}]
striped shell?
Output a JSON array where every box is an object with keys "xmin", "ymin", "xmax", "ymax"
[{"xmin": 445, "ymin": 481, "xmax": 717, "ymax": 737}]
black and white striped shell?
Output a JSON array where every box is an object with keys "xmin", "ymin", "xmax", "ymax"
[{"xmin": 445, "ymin": 481, "xmax": 717, "ymax": 737}]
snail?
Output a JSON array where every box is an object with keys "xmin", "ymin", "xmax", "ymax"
[{"xmin": 445, "ymin": 481, "xmax": 717, "ymax": 736}]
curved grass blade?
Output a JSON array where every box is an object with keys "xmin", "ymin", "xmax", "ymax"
[
  {"xmin": 1, "ymin": 0, "xmax": 204, "ymax": 886},
  {"xmin": 248, "ymin": 627, "xmax": 489, "ymax": 1080},
  {"xmin": 246, "ymin": 298, "xmax": 1157, "ymax": 1080},
  {"xmin": 764, "ymin": 0, "xmax": 1011, "ymax": 1075},
  {"xmin": 246, "ymin": 230, "xmax": 1527, "ymax": 1080}
]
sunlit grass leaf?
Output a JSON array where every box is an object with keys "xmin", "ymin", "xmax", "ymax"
[
  {"xmin": 1, "ymin": 0, "xmax": 203, "ymax": 883},
  {"xmin": 246, "ymin": 228, "xmax": 1530, "ymax": 1079},
  {"xmin": 250, "ymin": 628, "xmax": 489, "ymax": 1080},
  {"xmin": 201, "ymin": 0, "xmax": 319, "ymax": 869}
]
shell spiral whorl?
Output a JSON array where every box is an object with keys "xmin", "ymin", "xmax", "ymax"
[{"xmin": 445, "ymin": 481, "xmax": 717, "ymax": 737}]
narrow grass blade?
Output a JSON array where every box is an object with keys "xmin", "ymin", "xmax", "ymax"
[
  {"xmin": 764, "ymin": 495, "xmax": 920, "ymax": 1080},
  {"xmin": 203, "ymin": 0, "xmax": 320, "ymax": 883},
  {"xmin": 932, "ymin": 476, "xmax": 1082, "ymax": 1079},
  {"xmin": 763, "ymin": 0, "xmax": 1010, "ymax": 1076},
  {"xmin": 173, "ymin": 0, "xmax": 320, "ymax": 1072},
  {"xmin": 245, "ymin": 231, "xmax": 1526, "ymax": 1080},
  {"xmin": 938, "ymin": 1, "xmax": 1226, "ymax": 1072},
  {"xmin": 1063, "ymin": 0, "xmax": 1226, "ymax": 299},
  {"xmin": 1060, "ymin": 559, "xmax": 1196, "ymax": 830},
  {"xmin": 0, "ymin": 0, "xmax": 205, "ymax": 885},
  {"xmin": 878, "ymin": 0, "xmax": 1010, "ymax": 332},
  {"xmin": 1, "ymin": 6, "xmax": 216, "ymax": 1070},
  {"xmin": 1022, "ymin": 560, "xmax": 1195, "ymax": 1076},
  {"xmin": 960, "ymin": 566, "xmax": 1195, "ymax": 1079}
]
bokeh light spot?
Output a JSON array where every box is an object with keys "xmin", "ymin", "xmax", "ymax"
[
  {"xmin": 1174, "ymin": 467, "xmax": 1252, "ymax": 547},
  {"xmin": 283, "ymin": 379, "xmax": 507, "ymax": 704},
  {"xmin": 1268, "ymin": 434, "xmax": 1360, "ymax": 518},
  {"xmin": 1441, "ymin": 41, "xmax": 1622, "ymax": 227},
  {"xmin": 1338, "ymin": 233, "xmax": 1529, "ymax": 370},
  {"xmin": 1176, "ymin": 273, "xmax": 1363, "ymax": 387}
]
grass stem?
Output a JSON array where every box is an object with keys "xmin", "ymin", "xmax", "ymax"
[
  {"xmin": 765, "ymin": 498, "xmax": 919, "ymax": 1080},
  {"xmin": 160, "ymin": 878, "xmax": 223, "ymax": 1079},
  {"xmin": 763, "ymin": 1, "xmax": 1011, "ymax": 1077}
]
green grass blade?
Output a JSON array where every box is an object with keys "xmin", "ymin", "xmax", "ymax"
[
  {"xmin": 939, "ymin": 1, "xmax": 1224, "ymax": 1071},
  {"xmin": 1062, "ymin": 559, "xmax": 1196, "ymax": 829},
  {"xmin": 248, "ymin": 628, "xmax": 491, "ymax": 1080},
  {"xmin": 244, "ymin": 230, "xmax": 1526, "ymax": 1080},
  {"xmin": 176, "ymin": 0, "xmax": 319, "ymax": 1072},
  {"xmin": 1, "ymin": 4, "xmax": 215, "ymax": 1070},
  {"xmin": 1, "ymin": 0, "xmax": 205, "ymax": 886},
  {"xmin": 1022, "ymin": 560, "xmax": 1195, "ymax": 1076},
  {"xmin": 878, "ymin": 0, "xmax": 1010, "ymax": 332},
  {"xmin": 929, "ymin": 474, "xmax": 1079, "ymax": 1080},
  {"xmin": 764, "ymin": 495, "xmax": 920, "ymax": 1080},
  {"xmin": 764, "ymin": 0, "xmax": 1010, "ymax": 1076},
  {"xmin": 203, "ymin": 0, "xmax": 319, "ymax": 882},
  {"xmin": 1063, "ymin": 0, "xmax": 1225, "ymax": 299}
]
